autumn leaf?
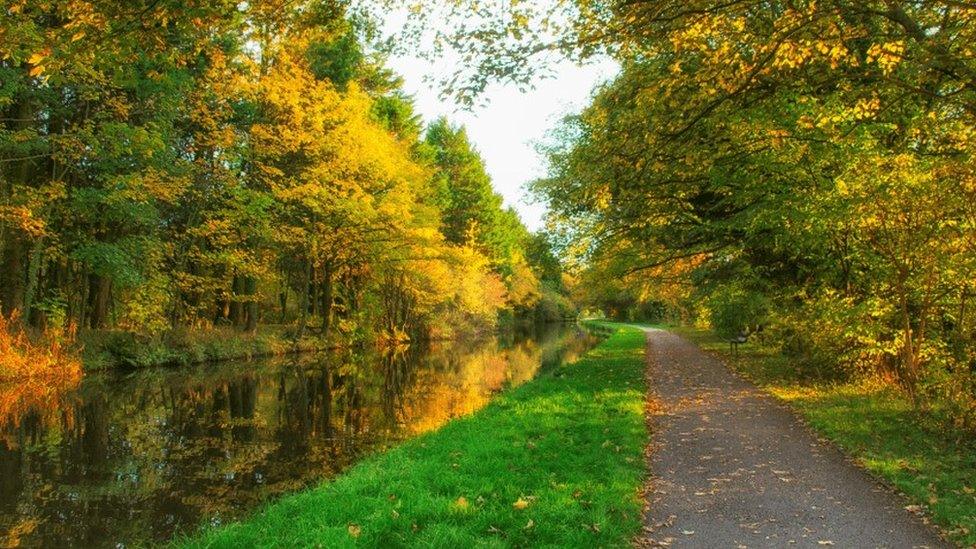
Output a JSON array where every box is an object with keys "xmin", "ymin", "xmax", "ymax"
[
  {"xmin": 512, "ymin": 497, "xmax": 530, "ymax": 510},
  {"xmin": 347, "ymin": 524, "xmax": 361, "ymax": 538},
  {"xmin": 27, "ymin": 48, "xmax": 50, "ymax": 65}
]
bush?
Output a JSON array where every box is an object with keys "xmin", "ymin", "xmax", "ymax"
[{"xmin": 706, "ymin": 285, "xmax": 768, "ymax": 339}]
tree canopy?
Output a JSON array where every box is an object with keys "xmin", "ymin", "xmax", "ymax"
[
  {"xmin": 0, "ymin": 0, "xmax": 573, "ymax": 349},
  {"xmin": 456, "ymin": 0, "xmax": 976, "ymax": 428}
]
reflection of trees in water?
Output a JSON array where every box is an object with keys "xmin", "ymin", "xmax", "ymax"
[{"xmin": 0, "ymin": 324, "xmax": 594, "ymax": 547}]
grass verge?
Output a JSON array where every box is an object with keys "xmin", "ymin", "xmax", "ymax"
[
  {"xmin": 673, "ymin": 326, "xmax": 976, "ymax": 546},
  {"xmin": 81, "ymin": 325, "xmax": 325, "ymax": 370},
  {"xmin": 178, "ymin": 326, "xmax": 648, "ymax": 548}
]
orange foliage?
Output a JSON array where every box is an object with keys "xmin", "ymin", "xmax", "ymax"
[{"xmin": 0, "ymin": 313, "xmax": 82, "ymax": 427}]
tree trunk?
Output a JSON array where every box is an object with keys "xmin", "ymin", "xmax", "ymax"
[
  {"xmin": 23, "ymin": 237, "xmax": 44, "ymax": 325},
  {"xmin": 87, "ymin": 274, "xmax": 112, "ymax": 329},
  {"xmin": 244, "ymin": 277, "xmax": 258, "ymax": 333},
  {"xmin": 296, "ymin": 259, "xmax": 311, "ymax": 340},
  {"xmin": 0, "ymin": 234, "xmax": 26, "ymax": 316},
  {"xmin": 229, "ymin": 275, "xmax": 245, "ymax": 328},
  {"xmin": 897, "ymin": 273, "xmax": 917, "ymax": 401},
  {"xmin": 320, "ymin": 261, "xmax": 334, "ymax": 338}
]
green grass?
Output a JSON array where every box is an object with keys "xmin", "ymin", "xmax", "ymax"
[
  {"xmin": 674, "ymin": 326, "xmax": 976, "ymax": 546},
  {"xmin": 178, "ymin": 327, "xmax": 649, "ymax": 548}
]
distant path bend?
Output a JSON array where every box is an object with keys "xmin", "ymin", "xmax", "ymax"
[{"xmin": 640, "ymin": 328, "xmax": 948, "ymax": 549}]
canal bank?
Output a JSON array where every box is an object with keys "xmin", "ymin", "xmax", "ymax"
[
  {"xmin": 178, "ymin": 325, "xmax": 648, "ymax": 547},
  {"xmin": 0, "ymin": 323, "xmax": 603, "ymax": 547}
]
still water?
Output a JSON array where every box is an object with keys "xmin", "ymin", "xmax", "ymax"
[{"xmin": 0, "ymin": 323, "xmax": 597, "ymax": 547}]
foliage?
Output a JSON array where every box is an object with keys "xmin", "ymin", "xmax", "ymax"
[
  {"xmin": 0, "ymin": 312, "xmax": 82, "ymax": 433},
  {"xmin": 178, "ymin": 326, "xmax": 647, "ymax": 548},
  {"xmin": 451, "ymin": 0, "xmax": 976, "ymax": 430},
  {"xmin": 705, "ymin": 284, "xmax": 768, "ymax": 340},
  {"xmin": 80, "ymin": 325, "xmax": 326, "ymax": 370},
  {"xmin": 0, "ymin": 312, "xmax": 79, "ymax": 381},
  {"xmin": 0, "ymin": 0, "xmax": 568, "ymax": 367}
]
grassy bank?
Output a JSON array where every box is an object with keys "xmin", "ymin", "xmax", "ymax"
[
  {"xmin": 673, "ymin": 326, "xmax": 976, "ymax": 546},
  {"xmin": 81, "ymin": 326, "xmax": 326, "ymax": 371},
  {"xmin": 179, "ymin": 326, "xmax": 648, "ymax": 548}
]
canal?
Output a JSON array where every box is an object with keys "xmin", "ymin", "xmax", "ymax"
[{"xmin": 0, "ymin": 323, "xmax": 598, "ymax": 547}]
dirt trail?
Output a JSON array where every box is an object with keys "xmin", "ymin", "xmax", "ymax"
[{"xmin": 642, "ymin": 328, "xmax": 948, "ymax": 548}]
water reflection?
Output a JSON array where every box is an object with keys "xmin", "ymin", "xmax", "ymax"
[{"xmin": 0, "ymin": 323, "xmax": 597, "ymax": 547}]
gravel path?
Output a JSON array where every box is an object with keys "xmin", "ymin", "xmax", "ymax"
[{"xmin": 642, "ymin": 328, "xmax": 948, "ymax": 548}]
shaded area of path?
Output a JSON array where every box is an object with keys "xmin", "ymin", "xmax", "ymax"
[{"xmin": 642, "ymin": 328, "xmax": 947, "ymax": 548}]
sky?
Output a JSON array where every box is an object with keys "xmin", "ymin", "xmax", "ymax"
[{"xmin": 384, "ymin": 54, "xmax": 618, "ymax": 231}]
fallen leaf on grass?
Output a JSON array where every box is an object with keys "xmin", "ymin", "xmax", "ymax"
[
  {"xmin": 455, "ymin": 496, "xmax": 469, "ymax": 509},
  {"xmin": 513, "ymin": 498, "xmax": 530, "ymax": 510},
  {"xmin": 348, "ymin": 524, "xmax": 361, "ymax": 538},
  {"xmin": 524, "ymin": 519, "xmax": 534, "ymax": 530}
]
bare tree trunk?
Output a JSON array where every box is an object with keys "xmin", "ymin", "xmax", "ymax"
[
  {"xmin": 87, "ymin": 274, "xmax": 112, "ymax": 329},
  {"xmin": 0, "ymin": 235, "xmax": 26, "ymax": 316},
  {"xmin": 897, "ymin": 273, "xmax": 917, "ymax": 401},
  {"xmin": 229, "ymin": 275, "xmax": 245, "ymax": 328},
  {"xmin": 244, "ymin": 277, "xmax": 258, "ymax": 333},
  {"xmin": 296, "ymin": 259, "xmax": 311, "ymax": 340},
  {"xmin": 320, "ymin": 261, "xmax": 334, "ymax": 338},
  {"xmin": 23, "ymin": 237, "xmax": 43, "ymax": 325}
]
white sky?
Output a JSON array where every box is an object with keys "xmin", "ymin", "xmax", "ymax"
[{"xmin": 384, "ymin": 54, "xmax": 619, "ymax": 231}]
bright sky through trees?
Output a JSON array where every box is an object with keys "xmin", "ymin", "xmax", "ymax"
[{"xmin": 385, "ymin": 52, "xmax": 617, "ymax": 231}]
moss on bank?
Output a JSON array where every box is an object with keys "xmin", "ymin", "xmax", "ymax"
[
  {"xmin": 81, "ymin": 326, "xmax": 326, "ymax": 370},
  {"xmin": 178, "ymin": 326, "xmax": 648, "ymax": 548},
  {"xmin": 674, "ymin": 326, "xmax": 976, "ymax": 546}
]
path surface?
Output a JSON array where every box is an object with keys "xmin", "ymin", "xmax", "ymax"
[{"xmin": 642, "ymin": 328, "xmax": 948, "ymax": 548}]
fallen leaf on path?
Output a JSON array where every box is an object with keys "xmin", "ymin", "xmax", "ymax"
[
  {"xmin": 817, "ymin": 541, "xmax": 834, "ymax": 546},
  {"xmin": 681, "ymin": 530, "xmax": 695, "ymax": 535}
]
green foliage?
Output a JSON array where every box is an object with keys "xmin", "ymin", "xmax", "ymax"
[
  {"xmin": 0, "ymin": 0, "xmax": 567, "ymax": 350},
  {"xmin": 706, "ymin": 285, "xmax": 768, "ymax": 340},
  {"xmin": 513, "ymin": 0, "xmax": 976, "ymax": 431},
  {"xmin": 307, "ymin": 30, "xmax": 364, "ymax": 89}
]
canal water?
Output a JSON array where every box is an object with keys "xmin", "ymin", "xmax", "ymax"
[{"xmin": 0, "ymin": 323, "xmax": 598, "ymax": 547}]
